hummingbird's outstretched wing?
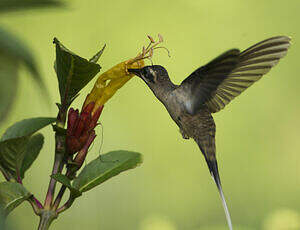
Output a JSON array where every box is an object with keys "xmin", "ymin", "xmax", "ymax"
[{"xmin": 181, "ymin": 36, "xmax": 291, "ymax": 114}]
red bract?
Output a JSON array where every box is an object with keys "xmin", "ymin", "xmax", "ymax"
[
  {"xmin": 73, "ymin": 130, "xmax": 96, "ymax": 169},
  {"xmin": 66, "ymin": 102, "xmax": 104, "ymax": 155}
]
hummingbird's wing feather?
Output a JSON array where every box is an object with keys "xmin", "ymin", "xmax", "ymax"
[
  {"xmin": 196, "ymin": 136, "xmax": 233, "ymax": 230},
  {"xmin": 181, "ymin": 49, "xmax": 240, "ymax": 114},
  {"xmin": 181, "ymin": 36, "xmax": 291, "ymax": 114}
]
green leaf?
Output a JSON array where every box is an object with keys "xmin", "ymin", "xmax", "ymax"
[
  {"xmin": 0, "ymin": 27, "xmax": 50, "ymax": 123},
  {"xmin": 20, "ymin": 133, "xmax": 44, "ymax": 178},
  {"xmin": 0, "ymin": 27, "xmax": 47, "ymax": 96},
  {"xmin": 0, "ymin": 182, "xmax": 31, "ymax": 215},
  {"xmin": 1, "ymin": 117, "xmax": 56, "ymax": 142},
  {"xmin": 89, "ymin": 44, "xmax": 106, "ymax": 63},
  {"xmin": 0, "ymin": 137, "xmax": 31, "ymax": 180},
  {"xmin": 0, "ymin": 210, "xmax": 6, "ymax": 229},
  {"xmin": 0, "ymin": 0, "xmax": 65, "ymax": 13},
  {"xmin": 51, "ymin": 174, "xmax": 81, "ymax": 198},
  {"xmin": 0, "ymin": 209, "xmax": 18, "ymax": 230},
  {"xmin": 73, "ymin": 150, "xmax": 143, "ymax": 193},
  {"xmin": 0, "ymin": 118, "xmax": 55, "ymax": 180},
  {"xmin": 0, "ymin": 55, "xmax": 19, "ymax": 123},
  {"xmin": 53, "ymin": 38, "xmax": 102, "ymax": 106}
]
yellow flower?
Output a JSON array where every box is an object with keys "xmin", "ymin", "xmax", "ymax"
[{"xmin": 83, "ymin": 34, "xmax": 168, "ymax": 114}]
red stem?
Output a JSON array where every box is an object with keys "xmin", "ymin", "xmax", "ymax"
[{"xmin": 44, "ymin": 153, "xmax": 63, "ymax": 208}]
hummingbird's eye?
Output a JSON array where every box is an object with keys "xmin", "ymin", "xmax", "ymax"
[
  {"xmin": 142, "ymin": 68, "xmax": 149, "ymax": 76},
  {"xmin": 142, "ymin": 68, "xmax": 155, "ymax": 83}
]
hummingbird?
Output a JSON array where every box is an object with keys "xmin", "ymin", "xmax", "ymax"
[{"xmin": 128, "ymin": 36, "xmax": 291, "ymax": 230}]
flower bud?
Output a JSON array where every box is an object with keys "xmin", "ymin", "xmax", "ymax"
[
  {"xmin": 73, "ymin": 131, "xmax": 96, "ymax": 169},
  {"xmin": 66, "ymin": 102, "xmax": 103, "ymax": 155},
  {"xmin": 67, "ymin": 108, "xmax": 79, "ymax": 137}
]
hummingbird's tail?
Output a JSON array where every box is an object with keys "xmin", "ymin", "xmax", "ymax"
[
  {"xmin": 204, "ymin": 156, "xmax": 233, "ymax": 230},
  {"xmin": 196, "ymin": 135, "xmax": 233, "ymax": 230}
]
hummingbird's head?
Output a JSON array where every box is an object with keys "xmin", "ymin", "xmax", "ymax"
[
  {"xmin": 129, "ymin": 65, "xmax": 175, "ymax": 104},
  {"xmin": 128, "ymin": 65, "xmax": 170, "ymax": 86}
]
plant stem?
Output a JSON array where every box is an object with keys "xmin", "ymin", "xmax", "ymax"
[
  {"xmin": 44, "ymin": 129, "xmax": 66, "ymax": 209},
  {"xmin": 52, "ymin": 185, "xmax": 66, "ymax": 210},
  {"xmin": 52, "ymin": 169, "xmax": 74, "ymax": 209},
  {"xmin": 37, "ymin": 210, "xmax": 57, "ymax": 230},
  {"xmin": 57, "ymin": 195, "xmax": 75, "ymax": 214},
  {"xmin": 34, "ymin": 196, "xmax": 44, "ymax": 209},
  {"xmin": 39, "ymin": 62, "xmax": 70, "ymax": 228},
  {"xmin": 28, "ymin": 196, "xmax": 42, "ymax": 215},
  {"xmin": 44, "ymin": 151, "xmax": 64, "ymax": 209}
]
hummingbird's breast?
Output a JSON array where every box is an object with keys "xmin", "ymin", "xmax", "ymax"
[
  {"xmin": 163, "ymin": 89, "xmax": 216, "ymax": 140},
  {"xmin": 163, "ymin": 90, "xmax": 186, "ymax": 123}
]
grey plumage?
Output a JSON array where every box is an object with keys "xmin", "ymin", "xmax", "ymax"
[{"xmin": 128, "ymin": 36, "xmax": 291, "ymax": 230}]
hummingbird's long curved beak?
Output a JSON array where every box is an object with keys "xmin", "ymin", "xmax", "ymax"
[{"xmin": 128, "ymin": 68, "xmax": 143, "ymax": 78}]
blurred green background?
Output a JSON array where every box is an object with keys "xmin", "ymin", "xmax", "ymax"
[{"xmin": 0, "ymin": 0, "xmax": 299, "ymax": 229}]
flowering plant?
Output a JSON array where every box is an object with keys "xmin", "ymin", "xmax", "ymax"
[{"xmin": 0, "ymin": 34, "xmax": 166, "ymax": 230}]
